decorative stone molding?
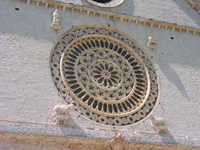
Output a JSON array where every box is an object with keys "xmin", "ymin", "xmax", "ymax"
[
  {"xmin": 86, "ymin": 0, "xmax": 124, "ymax": 8},
  {"xmin": 187, "ymin": 0, "xmax": 200, "ymax": 14},
  {"xmin": 17, "ymin": 0, "xmax": 200, "ymax": 35},
  {"xmin": 149, "ymin": 115, "xmax": 168, "ymax": 134},
  {"xmin": 146, "ymin": 34, "xmax": 157, "ymax": 51},
  {"xmin": 50, "ymin": 25, "xmax": 159, "ymax": 126},
  {"xmin": 110, "ymin": 133, "xmax": 125, "ymax": 150},
  {"xmin": 1, "ymin": 131, "xmax": 200, "ymax": 150},
  {"xmin": 53, "ymin": 104, "xmax": 75, "ymax": 125},
  {"xmin": 51, "ymin": 9, "xmax": 61, "ymax": 32}
]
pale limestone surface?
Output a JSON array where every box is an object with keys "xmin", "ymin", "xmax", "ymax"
[
  {"xmin": 0, "ymin": 0, "xmax": 200, "ymax": 148},
  {"xmin": 56, "ymin": 0, "xmax": 200, "ymax": 28}
]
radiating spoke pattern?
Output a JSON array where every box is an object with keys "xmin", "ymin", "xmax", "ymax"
[
  {"xmin": 51, "ymin": 26, "xmax": 158, "ymax": 126},
  {"xmin": 90, "ymin": 59, "xmax": 123, "ymax": 89}
]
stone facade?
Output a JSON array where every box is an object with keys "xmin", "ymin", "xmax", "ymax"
[{"xmin": 0, "ymin": 0, "xmax": 200, "ymax": 149}]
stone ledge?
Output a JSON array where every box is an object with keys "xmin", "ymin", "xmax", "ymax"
[
  {"xmin": 0, "ymin": 131, "xmax": 200, "ymax": 150},
  {"xmin": 0, "ymin": 120, "xmax": 200, "ymax": 148}
]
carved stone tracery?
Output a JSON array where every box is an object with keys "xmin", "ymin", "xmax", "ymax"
[{"xmin": 51, "ymin": 26, "xmax": 159, "ymax": 126}]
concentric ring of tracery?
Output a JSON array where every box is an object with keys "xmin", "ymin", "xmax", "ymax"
[
  {"xmin": 51, "ymin": 26, "xmax": 158, "ymax": 126},
  {"xmin": 61, "ymin": 35, "xmax": 150, "ymax": 115}
]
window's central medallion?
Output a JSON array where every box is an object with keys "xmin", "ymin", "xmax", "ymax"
[
  {"xmin": 89, "ymin": 58, "xmax": 124, "ymax": 91},
  {"xmin": 51, "ymin": 26, "xmax": 158, "ymax": 126}
]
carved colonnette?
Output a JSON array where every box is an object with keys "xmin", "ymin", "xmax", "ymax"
[{"xmin": 0, "ymin": 131, "xmax": 200, "ymax": 150}]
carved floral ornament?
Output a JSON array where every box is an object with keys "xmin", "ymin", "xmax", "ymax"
[{"xmin": 50, "ymin": 26, "xmax": 159, "ymax": 126}]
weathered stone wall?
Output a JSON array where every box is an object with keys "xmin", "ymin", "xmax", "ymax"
[
  {"xmin": 0, "ymin": 0, "xmax": 200, "ymax": 148},
  {"xmin": 57, "ymin": 0, "xmax": 200, "ymax": 28}
]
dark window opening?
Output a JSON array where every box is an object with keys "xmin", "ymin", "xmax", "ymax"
[
  {"xmin": 92, "ymin": 0, "xmax": 112, "ymax": 3},
  {"xmin": 15, "ymin": 8, "xmax": 19, "ymax": 11}
]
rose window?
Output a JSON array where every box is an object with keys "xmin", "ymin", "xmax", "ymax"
[
  {"xmin": 51, "ymin": 26, "xmax": 159, "ymax": 126},
  {"xmin": 89, "ymin": 59, "xmax": 124, "ymax": 90}
]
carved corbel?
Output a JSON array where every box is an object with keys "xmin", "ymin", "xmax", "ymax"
[
  {"xmin": 53, "ymin": 104, "xmax": 75, "ymax": 126},
  {"xmin": 51, "ymin": 9, "xmax": 61, "ymax": 32}
]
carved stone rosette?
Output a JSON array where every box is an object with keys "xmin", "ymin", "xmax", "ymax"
[{"xmin": 50, "ymin": 26, "xmax": 159, "ymax": 126}]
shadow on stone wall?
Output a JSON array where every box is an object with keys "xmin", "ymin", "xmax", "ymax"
[
  {"xmin": 60, "ymin": 115, "xmax": 87, "ymax": 137},
  {"xmin": 172, "ymin": 0, "xmax": 200, "ymax": 27},
  {"xmin": 160, "ymin": 132, "xmax": 178, "ymax": 145},
  {"xmin": 159, "ymin": 62, "xmax": 190, "ymax": 100}
]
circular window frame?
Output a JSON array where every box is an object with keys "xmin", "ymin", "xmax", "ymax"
[
  {"xmin": 85, "ymin": 0, "xmax": 124, "ymax": 7},
  {"xmin": 50, "ymin": 25, "xmax": 159, "ymax": 126},
  {"xmin": 60, "ymin": 34, "xmax": 151, "ymax": 117}
]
